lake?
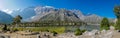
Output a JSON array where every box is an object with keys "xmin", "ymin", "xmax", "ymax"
[{"xmin": 79, "ymin": 25, "xmax": 100, "ymax": 31}]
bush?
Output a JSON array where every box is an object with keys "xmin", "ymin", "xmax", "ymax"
[
  {"xmin": 2, "ymin": 25, "xmax": 8, "ymax": 31},
  {"xmin": 115, "ymin": 20, "xmax": 120, "ymax": 30},
  {"xmin": 13, "ymin": 28, "xmax": 19, "ymax": 32},
  {"xmin": 74, "ymin": 28, "xmax": 85, "ymax": 36},
  {"xmin": 52, "ymin": 31, "xmax": 58, "ymax": 36}
]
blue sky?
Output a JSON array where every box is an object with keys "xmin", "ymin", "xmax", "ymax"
[{"xmin": 0, "ymin": 0, "xmax": 120, "ymax": 18}]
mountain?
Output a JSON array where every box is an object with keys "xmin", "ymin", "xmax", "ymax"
[
  {"xmin": 84, "ymin": 14, "xmax": 103, "ymax": 24},
  {"xmin": 71, "ymin": 10, "xmax": 103, "ymax": 24},
  {"xmin": 38, "ymin": 9, "xmax": 81, "ymax": 22},
  {"xmin": 70, "ymin": 10, "xmax": 85, "ymax": 20},
  {"xmin": 29, "ymin": 6, "xmax": 56, "ymax": 22},
  {"xmin": 0, "ymin": 11, "xmax": 13, "ymax": 24},
  {"xmin": 10, "ymin": 6, "xmax": 55, "ymax": 22},
  {"xmin": 10, "ymin": 6, "xmax": 103, "ymax": 23}
]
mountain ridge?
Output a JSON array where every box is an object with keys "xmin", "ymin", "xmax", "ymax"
[{"xmin": 5, "ymin": 6, "xmax": 114, "ymax": 24}]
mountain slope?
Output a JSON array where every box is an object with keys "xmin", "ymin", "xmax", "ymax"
[
  {"xmin": 39, "ymin": 9, "xmax": 81, "ymax": 22},
  {"xmin": 0, "ymin": 11, "xmax": 13, "ymax": 24},
  {"xmin": 84, "ymin": 14, "xmax": 103, "ymax": 24},
  {"xmin": 10, "ymin": 6, "xmax": 104, "ymax": 23}
]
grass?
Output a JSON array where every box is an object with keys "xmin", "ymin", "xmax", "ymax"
[
  {"xmin": 0, "ymin": 27, "xmax": 2, "ymax": 30},
  {"xmin": 12, "ymin": 27, "xmax": 65, "ymax": 34},
  {"xmin": 0, "ymin": 25, "xmax": 79, "ymax": 34}
]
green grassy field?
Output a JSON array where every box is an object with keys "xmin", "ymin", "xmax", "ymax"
[
  {"xmin": 11, "ymin": 27, "xmax": 65, "ymax": 34},
  {"xmin": 0, "ymin": 25, "xmax": 79, "ymax": 34}
]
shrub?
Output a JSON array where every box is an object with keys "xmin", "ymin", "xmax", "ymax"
[
  {"xmin": 13, "ymin": 28, "xmax": 19, "ymax": 32},
  {"xmin": 74, "ymin": 28, "xmax": 86, "ymax": 36},
  {"xmin": 52, "ymin": 31, "xmax": 58, "ymax": 36},
  {"xmin": 115, "ymin": 20, "xmax": 120, "ymax": 30},
  {"xmin": 2, "ymin": 25, "xmax": 8, "ymax": 31}
]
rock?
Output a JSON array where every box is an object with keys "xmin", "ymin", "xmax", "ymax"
[
  {"xmin": 37, "ymin": 34, "xmax": 41, "ymax": 38},
  {"xmin": 110, "ymin": 26, "xmax": 115, "ymax": 30},
  {"xmin": 101, "ymin": 30, "xmax": 106, "ymax": 33},
  {"xmin": 83, "ymin": 29, "xmax": 99, "ymax": 36},
  {"xmin": 99, "ymin": 31, "xmax": 113, "ymax": 38},
  {"xmin": 0, "ymin": 36, "xmax": 5, "ymax": 38}
]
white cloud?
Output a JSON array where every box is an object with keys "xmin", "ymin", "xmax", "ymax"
[
  {"xmin": 2, "ymin": 9, "xmax": 13, "ymax": 14},
  {"xmin": 44, "ymin": 6, "xmax": 54, "ymax": 8}
]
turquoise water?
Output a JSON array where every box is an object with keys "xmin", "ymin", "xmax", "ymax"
[
  {"xmin": 80, "ymin": 25, "xmax": 100, "ymax": 31},
  {"xmin": 65, "ymin": 25, "xmax": 100, "ymax": 32}
]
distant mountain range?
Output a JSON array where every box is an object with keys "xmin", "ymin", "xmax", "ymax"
[
  {"xmin": 11, "ymin": 7, "xmax": 36, "ymax": 19},
  {"xmin": 0, "ymin": 6, "xmax": 115, "ymax": 24}
]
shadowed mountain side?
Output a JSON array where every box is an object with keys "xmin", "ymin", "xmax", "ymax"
[{"xmin": 0, "ymin": 11, "xmax": 13, "ymax": 24}]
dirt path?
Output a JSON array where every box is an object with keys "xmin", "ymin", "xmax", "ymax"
[{"xmin": 112, "ymin": 31, "xmax": 120, "ymax": 38}]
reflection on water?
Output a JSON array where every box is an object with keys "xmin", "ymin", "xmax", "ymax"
[{"xmin": 65, "ymin": 25, "xmax": 100, "ymax": 32}]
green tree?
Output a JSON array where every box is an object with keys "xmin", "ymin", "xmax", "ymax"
[
  {"xmin": 115, "ymin": 21, "xmax": 120, "ymax": 30},
  {"xmin": 13, "ymin": 15, "xmax": 22, "ymax": 24},
  {"xmin": 114, "ymin": 6, "xmax": 120, "ymax": 30},
  {"xmin": 11, "ymin": 15, "xmax": 22, "ymax": 31},
  {"xmin": 114, "ymin": 6, "xmax": 120, "ymax": 19},
  {"xmin": 100, "ymin": 17, "xmax": 110, "ymax": 30}
]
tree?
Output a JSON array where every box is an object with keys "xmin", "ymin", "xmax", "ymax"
[
  {"xmin": 11, "ymin": 15, "xmax": 22, "ymax": 31},
  {"xmin": 13, "ymin": 15, "xmax": 22, "ymax": 24},
  {"xmin": 115, "ymin": 21, "xmax": 120, "ymax": 30},
  {"xmin": 100, "ymin": 17, "xmax": 110, "ymax": 30},
  {"xmin": 114, "ymin": 6, "xmax": 120, "ymax": 19},
  {"xmin": 114, "ymin": 6, "xmax": 120, "ymax": 30}
]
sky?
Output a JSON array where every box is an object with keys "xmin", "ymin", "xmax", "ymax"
[{"xmin": 0, "ymin": 0, "xmax": 120, "ymax": 18}]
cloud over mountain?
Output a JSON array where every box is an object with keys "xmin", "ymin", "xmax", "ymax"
[{"xmin": 1, "ymin": 9, "xmax": 13, "ymax": 14}]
